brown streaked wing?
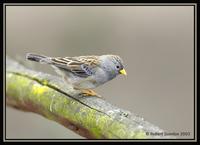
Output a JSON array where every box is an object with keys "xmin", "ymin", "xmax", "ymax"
[{"xmin": 50, "ymin": 56, "xmax": 99, "ymax": 77}]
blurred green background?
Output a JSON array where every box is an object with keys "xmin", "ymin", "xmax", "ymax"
[{"xmin": 6, "ymin": 5, "xmax": 194, "ymax": 139}]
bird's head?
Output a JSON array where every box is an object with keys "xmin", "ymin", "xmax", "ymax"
[{"xmin": 99, "ymin": 55, "xmax": 127, "ymax": 78}]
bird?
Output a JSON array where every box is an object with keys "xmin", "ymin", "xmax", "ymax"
[{"xmin": 26, "ymin": 53, "xmax": 127, "ymax": 97}]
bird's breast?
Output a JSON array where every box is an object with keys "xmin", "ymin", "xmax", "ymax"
[{"xmin": 94, "ymin": 68, "xmax": 115, "ymax": 85}]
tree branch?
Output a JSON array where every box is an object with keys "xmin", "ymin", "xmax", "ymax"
[{"xmin": 6, "ymin": 56, "xmax": 172, "ymax": 139}]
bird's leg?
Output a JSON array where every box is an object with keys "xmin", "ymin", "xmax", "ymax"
[
  {"xmin": 81, "ymin": 89, "xmax": 98, "ymax": 96},
  {"xmin": 74, "ymin": 87, "xmax": 102, "ymax": 98}
]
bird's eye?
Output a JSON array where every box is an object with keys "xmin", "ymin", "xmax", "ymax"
[{"xmin": 116, "ymin": 65, "xmax": 120, "ymax": 69}]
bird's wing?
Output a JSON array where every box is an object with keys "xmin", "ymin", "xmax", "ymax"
[{"xmin": 50, "ymin": 56, "xmax": 100, "ymax": 77}]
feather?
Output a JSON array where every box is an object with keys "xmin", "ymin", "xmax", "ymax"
[{"xmin": 50, "ymin": 56, "xmax": 100, "ymax": 77}]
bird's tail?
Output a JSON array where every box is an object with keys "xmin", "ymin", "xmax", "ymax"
[{"xmin": 26, "ymin": 53, "xmax": 51, "ymax": 64}]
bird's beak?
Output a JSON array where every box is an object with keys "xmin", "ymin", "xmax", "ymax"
[{"xmin": 119, "ymin": 68, "xmax": 127, "ymax": 75}]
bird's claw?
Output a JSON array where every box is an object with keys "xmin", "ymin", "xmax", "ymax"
[{"xmin": 80, "ymin": 89, "xmax": 102, "ymax": 98}]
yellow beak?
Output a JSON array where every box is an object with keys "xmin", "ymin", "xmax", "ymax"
[{"xmin": 119, "ymin": 68, "xmax": 127, "ymax": 75}]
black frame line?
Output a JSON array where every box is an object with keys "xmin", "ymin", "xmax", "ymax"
[{"xmin": 4, "ymin": 4, "xmax": 196, "ymax": 141}]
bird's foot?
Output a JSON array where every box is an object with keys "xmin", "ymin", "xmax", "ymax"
[{"xmin": 79, "ymin": 89, "xmax": 102, "ymax": 98}]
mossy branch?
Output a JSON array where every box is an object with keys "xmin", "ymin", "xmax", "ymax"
[{"xmin": 6, "ymin": 56, "xmax": 172, "ymax": 139}]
